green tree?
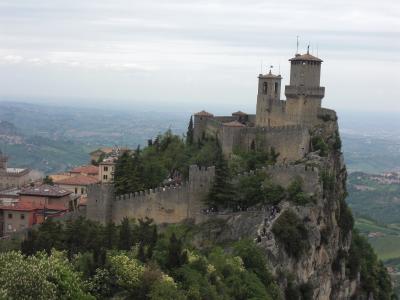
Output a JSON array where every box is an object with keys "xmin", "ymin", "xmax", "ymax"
[
  {"xmin": 166, "ymin": 233, "xmax": 187, "ymax": 269},
  {"xmin": 206, "ymin": 141, "xmax": 235, "ymax": 208},
  {"xmin": 272, "ymin": 210, "xmax": 309, "ymax": 259},
  {"xmin": 42, "ymin": 175, "xmax": 54, "ymax": 185},
  {"xmin": 0, "ymin": 250, "xmax": 93, "ymax": 300},
  {"xmin": 119, "ymin": 217, "xmax": 134, "ymax": 251},
  {"xmin": 186, "ymin": 116, "xmax": 194, "ymax": 145}
]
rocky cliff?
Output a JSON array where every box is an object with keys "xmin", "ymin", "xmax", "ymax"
[{"xmin": 193, "ymin": 117, "xmax": 390, "ymax": 299}]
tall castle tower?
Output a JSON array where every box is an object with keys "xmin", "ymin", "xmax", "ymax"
[
  {"xmin": 0, "ymin": 151, "xmax": 7, "ymax": 174},
  {"xmin": 255, "ymin": 70, "xmax": 282, "ymax": 127},
  {"xmin": 284, "ymin": 49, "xmax": 325, "ymax": 125}
]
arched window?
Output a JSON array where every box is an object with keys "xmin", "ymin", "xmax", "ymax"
[{"xmin": 263, "ymin": 82, "xmax": 268, "ymax": 94}]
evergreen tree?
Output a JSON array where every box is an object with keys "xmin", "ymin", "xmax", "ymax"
[
  {"xmin": 186, "ymin": 116, "xmax": 194, "ymax": 145},
  {"xmin": 42, "ymin": 176, "xmax": 54, "ymax": 185},
  {"xmin": 166, "ymin": 233, "xmax": 187, "ymax": 269},
  {"xmin": 206, "ymin": 140, "xmax": 235, "ymax": 209},
  {"xmin": 119, "ymin": 218, "xmax": 133, "ymax": 251},
  {"xmin": 104, "ymin": 222, "xmax": 118, "ymax": 249}
]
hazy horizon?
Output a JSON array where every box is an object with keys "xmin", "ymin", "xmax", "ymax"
[{"xmin": 0, "ymin": 0, "xmax": 399, "ymax": 113}]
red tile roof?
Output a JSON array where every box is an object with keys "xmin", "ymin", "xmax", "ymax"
[
  {"xmin": 19, "ymin": 185, "xmax": 71, "ymax": 197},
  {"xmin": 289, "ymin": 53, "xmax": 323, "ymax": 62},
  {"xmin": 194, "ymin": 110, "xmax": 214, "ymax": 117},
  {"xmin": 70, "ymin": 165, "xmax": 99, "ymax": 175},
  {"xmin": 55, "ymin": 175, "xmax": 99, "ymax": 186}
]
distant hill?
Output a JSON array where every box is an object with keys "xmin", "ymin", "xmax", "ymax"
[
  {"xmin": 0, "ymin": 120, "xmax": 18, "ymax": 136},
  {"xmin": 347, "ymin": 172, "xmax": 400, "ymax": 224}
]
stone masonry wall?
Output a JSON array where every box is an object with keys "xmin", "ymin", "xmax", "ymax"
[
  {"xmin": 86, "ymin": 164, "xmax": 320, "ymax": 225},
  {"xmin": 87, "ymin": 166, "xmax": 215, "ymax": 224},
  {"xmin": 220, "ymin": 125, "xmax": 310, "ymax": 162}
]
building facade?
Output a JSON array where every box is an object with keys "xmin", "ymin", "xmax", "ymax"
[
  {"xmin": 0, "ymin": 151, "xmax": 31, "ymax": 191},
  {"xmin": 192, "ymin": 51, "xmax": 334, "ymax": 160}
]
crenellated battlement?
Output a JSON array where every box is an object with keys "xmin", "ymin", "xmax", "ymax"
[{"xmin": 113, "ymin": 165, "xmax": 215, "ymax": 203}]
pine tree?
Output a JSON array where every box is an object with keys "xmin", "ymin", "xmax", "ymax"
[
  {"xmin": 166, "ymin": 233, "xmax": 187, "ymax": 269},
  {"xmin": 206, "ymin": 140, "xmax": 235, "ymax": 209},
  {"xmin": 118, "ymin": 217, "xmax": 133, "ymax": 251},
  {"xmin": 186, "ymin": 116, "xmax": 194, "ymax": 145}
]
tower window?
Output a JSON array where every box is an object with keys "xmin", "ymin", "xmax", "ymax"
[
  {"xmin": 274, "ymin": 82, "xmax": 279, "ymax": 95},
  {"xmin": 263, "ymin": 82, "xmax": 268, "ymax": 94}
]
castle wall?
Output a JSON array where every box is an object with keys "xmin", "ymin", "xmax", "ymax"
[
  {"xmin": 86, "ymin": 163, "xmax": 322, "ymax": 225},
  {"xmin": 285, "ymin": 96, "xmax": 322, "ymax": 126},
  {"xmin": 87, "ymin": 166, "xmax": 214, "ymax": 224},
  {"xmin": 220, "ymin": 125, "xmax": 310, "ymax": 162},
  {"xmin": 86, "ymin": 184, "xmax": 114, "ymax": 224},
  {"xmin": 238, "ymin": 164, "xmax": 321, "ymax": 194}
]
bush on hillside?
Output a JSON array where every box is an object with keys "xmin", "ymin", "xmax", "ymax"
[
  {"xmin": 287, "ymin": 177, "xmax": 315, "ymax": 205},
  {"xmin": 272, "ymin": 210, "xmax": 309, "ymax": 259}
]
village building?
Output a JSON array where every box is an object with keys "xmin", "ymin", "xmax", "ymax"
[
  {"xmin": 0, "ymin": 151, "xmax": 31, "ymax": 191},
  {"xmin": 54, "ymin": 174, "xmax": 99, "ymax": 196},
  {"xmin": 99, "ymin": 157, "xmax": 116, "ymax": 183},
  {"xmin": 69, "ymin": 165, "xmax": 99, "ymax": 177},
  {"xmin": 0, "ymin": 185, "xmax": 73, "ymax": 236}
]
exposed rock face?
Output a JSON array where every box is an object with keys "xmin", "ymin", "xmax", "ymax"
[{"xmin": 198, "ymin": 118, "xmax": 360, "ymax": 299}]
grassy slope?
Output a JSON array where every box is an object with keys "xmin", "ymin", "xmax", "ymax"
[{"xmin": 355, "ymin": 218, "xmax": 400, "ymax": 261}]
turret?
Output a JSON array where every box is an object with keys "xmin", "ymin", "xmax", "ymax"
[
  {"xmin": 284, "ymin": 49, "xmax": 325, "ymax": 125},
  {"xmin": 255, "ymin": 70, "xmax": 282, "ymax": 127},
  {"xmin": 285, "ymin": 50, "xmax": 325, "ymax": 99}
]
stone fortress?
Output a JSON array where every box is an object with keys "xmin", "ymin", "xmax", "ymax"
[
  {"xmin": 193, "ymin": 48, "xmax": 335, "ymax": 161},
  {"xmin": 87, "ymin": 50, "xmax": 334, "ymax": 224}
]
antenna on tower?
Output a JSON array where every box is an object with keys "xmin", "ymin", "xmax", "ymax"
[
  {"xmin": 296, "ymin": 36, "xmax": 299, "ymax": 54},
  {"xmin": 307, "ymin": 43, "xmax": 310, "ymax": 54}
]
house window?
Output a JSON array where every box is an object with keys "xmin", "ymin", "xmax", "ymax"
[
  {"xmin": 8, "ymin": 213, "xmax": 12, "ymax": 219},
  {"xmin": 103, "ymin": 175, "xmax": 108, "ymax": 180},
  {"xmin": 81, "ymin": 188, "xmax": 85, "ymax": 194},
  {"xmin": 20, "ymin": 214, "xmax": 25, "ymax": 220},
  {"xmin": 75, "ymin": 187, "xmax": 78, "ymax": 194},
  {"xmin": 104, "ymin": 166, "xmax": 108, "ymax": 172}
]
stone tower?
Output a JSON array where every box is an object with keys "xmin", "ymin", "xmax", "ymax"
[
  {"xmin": 0, "ymin": 151, "xmax": 7, "ymax": 173},
  {"xmin": 255, "ymin": 70, "xmax": 282, "ymax": 127},
  {"xmin": 285, "ymin": 49, "xmax": 325, "ymax": 125}
]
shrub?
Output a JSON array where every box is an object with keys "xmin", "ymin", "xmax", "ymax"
[
  {"xmin": 311, "ymin": 136, "xmax": 328, "ymax": 156},
  {"xmin": 332, "ymin": 130, "xmax": 342, "ymax": 151},
  {"xmin": 337, "ymin": 199, "xmax": 354, "ymax": 240},
  {"xmin": 348, "ymin": 230, "xmax": 394, "ymax": 299},
  {"xmin": 287, "ymin": 177, "xmax": 314, "ymax": 205},
  {"xmin": 263, "ymin": 180, "xmax": 286, "ymax": 206},
  {"xmin": 321, "ymin": 170, "xmax": 335, "ymax": 194},
  {"xmin": 272, "ymin": 210, "xmax": 309, "ymax": 259}
]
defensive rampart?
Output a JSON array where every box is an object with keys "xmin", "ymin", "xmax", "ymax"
[
  {"xmin": 87, "ymin": 165, "xmax": 215, "ymax": 224},
  {"xmin": 87, "ymin": 163, "xmax": 321, "ymax": 225}
]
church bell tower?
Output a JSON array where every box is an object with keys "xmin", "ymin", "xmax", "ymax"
[{"xmin": 255, "ymin": 69, "xmax": 282, "ymax": 127}]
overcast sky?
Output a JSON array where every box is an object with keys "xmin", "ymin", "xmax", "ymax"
[{"xmin": 0, "ymin": 0, "xmax": 399, "ymax": 114}]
